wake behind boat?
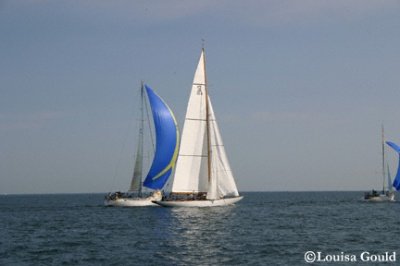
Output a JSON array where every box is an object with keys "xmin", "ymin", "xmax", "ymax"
[
  {"xmin": 105, "ymin": 83, "xmax": 179, "ymax": 207},
  {"xmin": 154, "ymin": 48, "xmax": 243, "ymax": 208},
  {"xmin": 364, "ymin": 126, "xmax": 398, "ymax": 202}
]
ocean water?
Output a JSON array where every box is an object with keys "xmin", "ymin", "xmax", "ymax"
[{"xmin": 1, "ymin": 192, "xmax": 400, "ymax": 265}]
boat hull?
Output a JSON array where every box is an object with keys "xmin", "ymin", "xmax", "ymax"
[
  {"xmin": 104, "ymin": 190, "xmax": 162, "ymax": 207},
  {"xmin": 154, "ymin": 196, "xmax": 243, "ymax": 207},
  {"xmin": 364, "ymin": 193, "xmax": 395, "ymax": 202},
  {"xmin": 104, "ymin": 198, "xmax": 159, "ymax": 207}
]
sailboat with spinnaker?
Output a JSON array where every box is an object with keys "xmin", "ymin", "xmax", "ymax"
[
  {"xmin": 105, "ymin": 83, "xmax": 179, "ymax": 207},
  {"xmin": 364, "ymin": 126, "xmax": 395, "ymax": 202}
]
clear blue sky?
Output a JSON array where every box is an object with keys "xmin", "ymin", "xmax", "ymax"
[{"xmin": 1, "ymin": 1, "xmax": 400, "ymax": 194}]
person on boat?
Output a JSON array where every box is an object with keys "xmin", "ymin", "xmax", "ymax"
[{"xmin": 112, "ymin": 191, "xmax": 120, "ymax": 199}]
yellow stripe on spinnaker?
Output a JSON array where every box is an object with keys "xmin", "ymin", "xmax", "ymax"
[{"xmin": 151, "ymin": 98, "xmax": 180, "ymax": 181}]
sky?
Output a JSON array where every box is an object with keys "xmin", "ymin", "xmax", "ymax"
[{"xmin": 1, "ymin": 0, "xmax": 400, "ymax": 194}]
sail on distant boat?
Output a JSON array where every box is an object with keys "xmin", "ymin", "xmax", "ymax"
[
  {"xmin": 154, "ymin": 48, "xmax": 243, "ymax": 207},
  {"xmin": 105, "ymin": 83, "xmax": 179, "ymax": 207},
  {"xmin": 385, "ymin": 141, "xmax": 400, "ymax": 191}
]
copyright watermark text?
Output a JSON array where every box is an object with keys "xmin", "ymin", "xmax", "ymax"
[{"xmin": 304, "ymin": 251, "xmax": 396, "ymax": 263}]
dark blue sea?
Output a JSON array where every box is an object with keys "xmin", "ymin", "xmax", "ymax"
[{"xmin": 1, "ymin": 192, "xmax": 400, "ymax": 265}]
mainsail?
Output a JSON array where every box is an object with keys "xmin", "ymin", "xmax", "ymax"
[
  {"xmin": 387, "ymin": 164, "xmax": 393, "ymax": 192},
  {"xmin": 171, "ymin": 51, "xmax": 208, "ymax": 194},
  {"xmin": 143, "ymin": 85, "xmax": 179, "ymax": 190},
  {"xmin": 169, "ymin": 49, "xmax": 239, "ymax": 199},
  {"xmin": 129, "ymin": 84, "xmax": 145, "ymax": 193},
  {"xmin": 386, "ymin": 141, "xmax": 400, "ymax": 191}
]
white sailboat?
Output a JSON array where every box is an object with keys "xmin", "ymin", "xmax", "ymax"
[
  {"xmin": 364, "ymin": 125, "xmax": 395, "ymax": 202},
  {"xmin": 105, "ymin": 83, "xmax": 179, "ymax": 207},
  {"xmin": 154, "ymin": 49, "xmax": 243, "ymax": 207}
]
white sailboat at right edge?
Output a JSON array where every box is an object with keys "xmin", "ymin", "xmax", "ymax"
[
  {"xmin": 154, "ymin": 48, "xmax": 243, "ymax": 207},
  {"xmin": 364, "ymin": 125, "xmax": 399, "ymax": 202}
]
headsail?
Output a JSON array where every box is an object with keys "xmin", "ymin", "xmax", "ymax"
[
  {"xmin": 143, "ymin": 85, "xmax": 179, "ymax": 190},
  {"xmin": 208, "ymin": 97, "xmax": 240, "ymax": 199},
  {"xmin": 386, "ymin": 141, "xmax": 400, "ymax": 191}
]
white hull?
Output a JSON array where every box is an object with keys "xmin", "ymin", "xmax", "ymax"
[
  {"xmin": 154, "ymin": 196, "xmax": 243, "ymax": 207},
  {"xmin": 104, "ymin": 190, "xmax": 162, "ymax": 207},
  {"xmin": 364, "ymin": 194, "xmax": 395, "ymax": 202},
  {"xmin": 104, "ymin": 197, "xmax": 159, "ymax": 207}
]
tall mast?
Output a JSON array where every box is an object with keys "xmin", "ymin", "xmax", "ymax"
[
  {"xmin": 203, "ymin": 48, "xmax": 212, "ymax": 185},
  {"xmin": 138, "ymin": 81, "xmax": 145, "ymax": 196},
  {"xmin": 382, "ymin": 124, "xmax": 386, "ymax": 192}
]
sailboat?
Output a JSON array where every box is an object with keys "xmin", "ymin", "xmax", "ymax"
[
  {"xmin": 154, "ymin": 49, "xmax": 243, "ymax": 207},
  {"xmin": 364, "ymin": 125, "xmax": 395, "ymax": 202},
  {"xmin": 105, "ymin": 83, "xmax": 179, "ymax": 207}
]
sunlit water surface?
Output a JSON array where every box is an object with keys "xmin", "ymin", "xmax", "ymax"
[{"xmin": 1, "ymin": 192, "xmax": 400, "ymax": 265}]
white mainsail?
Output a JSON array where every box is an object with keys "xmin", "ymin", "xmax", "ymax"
[
  {"xmin": 169, "ymin": 49, "xmax": 239, "ymax": 199},
  {"xmin": 129, "ymin": 142, "xmax": 143, "ymax": 192},
  {"xmin": 129, "ymin": 84, "xmax": 144, "ymax": 193}
]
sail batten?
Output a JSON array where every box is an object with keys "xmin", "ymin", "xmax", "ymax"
[
  {"xmin": 179, "ymin": 154, "xmax": 208, "ymax": 157},
  {"xmin": 186, "ymin": 118, "xmax": 207, "ymax": 121}
]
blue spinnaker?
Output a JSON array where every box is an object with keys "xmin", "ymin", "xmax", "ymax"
[
  {"xmin": 386, "ymin": 141, "xmax": 400, "ymax": 191},
  {"xmin": 143, "ymin": 85, "xmax": 179, "ymax": 190}
]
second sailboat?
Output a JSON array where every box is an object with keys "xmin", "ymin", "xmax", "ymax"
[{"xmin": 154, "ymin": 49, "xmax": 243, "ymax": 207}]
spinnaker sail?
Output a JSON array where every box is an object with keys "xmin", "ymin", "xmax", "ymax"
[
  {"xmin": 386, "ymin": 141, "xmax": 400, "ymax": 191},
  {"xmin": 143, "ymin": 85, "xmax": 179, "ymax": 190}
]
